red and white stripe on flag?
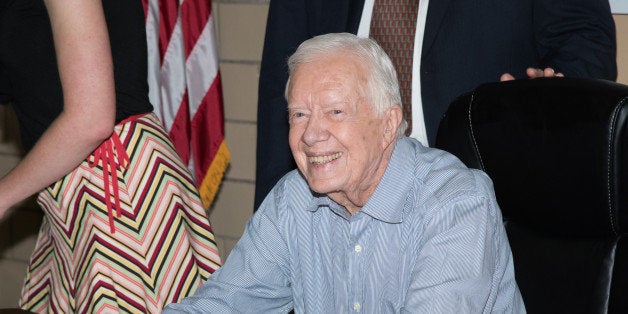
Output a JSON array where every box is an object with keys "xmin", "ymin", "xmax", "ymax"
[{"xmin": 143, "ymin": 0, "xmax": 230, "ymax": 208}]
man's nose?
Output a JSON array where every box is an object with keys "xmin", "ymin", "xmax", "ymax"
[{"xmin": 302, "ymin": 115, "xmax": 329, "ymax": 146}]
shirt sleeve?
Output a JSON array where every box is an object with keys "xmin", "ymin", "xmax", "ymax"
[
  {"xmin": 163, "ymin": 192, "xmax": 294, "ymax": 313},
  {"xmin": 402, "ymin": 173, "xmax": 525, "ymax": 313}
]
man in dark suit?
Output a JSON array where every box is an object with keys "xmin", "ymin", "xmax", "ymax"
[{"xmin": 255, "ymin": 0, "xmax": 617, "ymax": 210}]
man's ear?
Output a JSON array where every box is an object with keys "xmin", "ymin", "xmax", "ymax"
[{"xmin": 382, "ymin": 105, "xmax": 402, "ymax": 145}]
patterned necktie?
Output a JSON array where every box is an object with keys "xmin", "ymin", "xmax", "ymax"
[{"xmin": 370, "ymin": 0, "xmax": 419, "ymax": 135}]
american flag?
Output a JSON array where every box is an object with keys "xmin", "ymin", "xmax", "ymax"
[{"xmin": 143, "ymin": 0, "xmax": 230, "ymax": 208}]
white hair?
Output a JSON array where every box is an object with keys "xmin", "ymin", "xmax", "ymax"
[{"xmin": 285, "ymin": 33, "xmax": 407, "ymax": 138}]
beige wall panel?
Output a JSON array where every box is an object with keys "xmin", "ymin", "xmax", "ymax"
[
  {"xmin": 2, "ymin": 235, "xmax": 37, "ymax": 262},
  {"xmin": 0, "ymin": 155, "xmax": 21, "ymax": 176},
  {"xmin": 221, "ymin": 62, "xmax": 260, "ymax": 122},
  {"xmin": 0, "ymin": 143, "xmax": 19, "ymax": 155},
  {"xmin": 614, "ymin": 14, "xmax": 628, "ymax": 84},
  {"xmin": 209, "ymin": 180, "xmax": 254, "ymax": 240},
  {"xmin": 217, "ymin": 3, "xmax": 268, "ymax": 61},
  {"xmin": 0, "ymin": 219, "xmax": 11, "ymax": 256},
  {"xmin": 224, "ymin": 122, "xmax": 256, "ymax": 181},
  {"xmin": 1, "ymin": 208, "xmax": 41, "ymax": 260},
  {"xmin": 0, "ymin": 141, "xmax": 22, "ymax": 155},
  {"xmin": 0, "ymin": 259, "xmax": 28, "ymax": 308},
  {"xmin": 0, "ymin": 106, "xmax": 23, "ymax": 155},
  {"xmin": 219, "ymin": 237, "xmax": 240, "ymax": 260},
  {"xmin": 212, "ymin": 1, "xmax": 220, "ymax": 41}
]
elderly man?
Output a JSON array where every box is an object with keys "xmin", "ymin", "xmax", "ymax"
[{"xmin": 165, "ymin": 33, "xmax": 525, "ymax": 313}]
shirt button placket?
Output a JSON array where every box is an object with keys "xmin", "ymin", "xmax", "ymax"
[
  {"xmin": 354, "ymin": 244, "xmax": 362, "ymax": 253},
  {"xmin": 353, "ymin": 302, "xmax": 361, "ymax": 312},
  {"xmin": 353, "ymin": 244, "xmax": 362, "ymax": 311}
]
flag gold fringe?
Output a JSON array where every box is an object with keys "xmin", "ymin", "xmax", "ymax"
[{"xmin": 199, "ymin": 140, "xmax": 231, "ymax": 208}]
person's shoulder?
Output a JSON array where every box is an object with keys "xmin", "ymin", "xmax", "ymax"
[
  {"xmin": 257, "ymin": 169, "xmax": 312, "ymax": 216},
  {"xmin": 412, "ymin": 141, "xmax": 494, "ymax": 205},
  {"xmin": 274, "ymin": 169, "xmax": 311, "ymax": 199},
  {"xmin": 403, "ymin": 142, "xmax": 503, "ymax": 228}
]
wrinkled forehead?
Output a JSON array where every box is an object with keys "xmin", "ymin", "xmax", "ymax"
[{"xmin": 288, "ymin": 53, "xmax": 371, "ymax": 97}]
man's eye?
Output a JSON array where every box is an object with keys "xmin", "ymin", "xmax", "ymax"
[
  {"xmin": 331, "ymin": 109, "xmax": 343, "ymax": 115},
  {"xmin": 290, "ymin": 112, "xmax": 307, "ymax": 120}
]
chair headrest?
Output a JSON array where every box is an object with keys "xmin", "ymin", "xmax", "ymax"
[{"xmin": 436, "ymin": 78, "xmax": 628, "ymax": 238}]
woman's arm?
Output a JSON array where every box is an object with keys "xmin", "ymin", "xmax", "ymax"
[{"xmin": 0, "ymin": 0, "xmax": 116, "ymax": 217}]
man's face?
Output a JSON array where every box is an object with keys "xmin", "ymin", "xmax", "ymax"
[{"xmin": 287, "ymin": 53, "xmax": 395, "ymax": 203}]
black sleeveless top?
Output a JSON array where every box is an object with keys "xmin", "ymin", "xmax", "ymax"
[{"xmin": 0, "ymin": 0, "xmax": 153, "ymax": 152}]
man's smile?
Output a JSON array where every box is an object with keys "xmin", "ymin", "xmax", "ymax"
[{"xmin": 308, "ymin": 152, "xmax": 342, "ymax": 165}]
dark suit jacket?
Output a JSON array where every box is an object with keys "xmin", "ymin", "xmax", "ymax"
[{"xmin": 254, "ymin": 0, "xmax": 617, "ymax": 209}]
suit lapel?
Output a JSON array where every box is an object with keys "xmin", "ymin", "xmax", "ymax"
[{"xmin": 422, "ymin": 0, "xmax": 453, "ymax": 57}]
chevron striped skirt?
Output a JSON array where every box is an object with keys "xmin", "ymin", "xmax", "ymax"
[{"xmin": 19, "ymin": 113, "xmax": 221, "ymax": 313}]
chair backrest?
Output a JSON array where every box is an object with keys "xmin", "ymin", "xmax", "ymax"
[{"xmin": 435, "ymin": 78, "xmax": 628, "ymax": 313}]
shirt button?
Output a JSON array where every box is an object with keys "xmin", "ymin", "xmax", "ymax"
[
  {"xmin": 354, "ymin": 244, "xmax": 362, "ymax": 253},
  {"xmin": 353, "ymin": 302, "xmax": 361, "ymax": 311}
]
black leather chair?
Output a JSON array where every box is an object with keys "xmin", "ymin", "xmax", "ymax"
[{"xmin": 435, "ymin": 78, "xmax": 628, "ymax": 313}]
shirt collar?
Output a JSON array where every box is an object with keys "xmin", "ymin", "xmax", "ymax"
[
  {"xmin": 360, "ymin": 137, "xmax": 414, "ymax": 223},
  {"xmin": 305, "ymin": 137, "xmax": 415, "ymax": 224}
]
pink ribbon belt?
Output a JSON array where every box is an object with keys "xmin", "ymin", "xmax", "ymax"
[{"xmin": 88, "ymin": 114, "xmax": 143, "ymax": 233}]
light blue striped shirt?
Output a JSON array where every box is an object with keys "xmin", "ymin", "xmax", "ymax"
[{"xmin": 165, "ymin": 137, "xmax": 526, "ymax": 313}]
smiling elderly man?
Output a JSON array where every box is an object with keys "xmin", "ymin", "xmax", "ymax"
[{"xmin": 164, "ymin": 33, "xmax": 525, "ymax": 313}]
